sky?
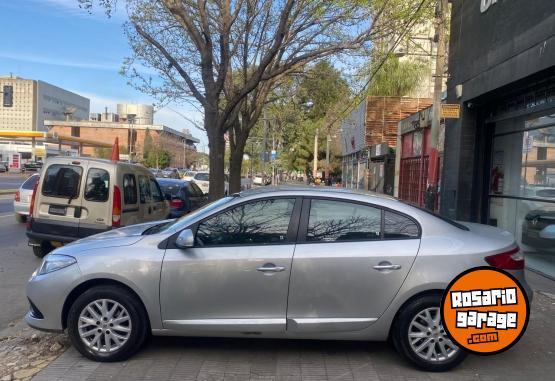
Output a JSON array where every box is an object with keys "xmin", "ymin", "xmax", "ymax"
[{"xmin": 0, "ymin": 0, "xmax": 207, "ymax": 149}]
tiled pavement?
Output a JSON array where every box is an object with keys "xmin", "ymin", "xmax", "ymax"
[{"xmin": 32, "ymin": 292, "xmax": 555, "ymax": 381}]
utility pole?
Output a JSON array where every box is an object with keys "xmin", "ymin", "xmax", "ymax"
[
  {"xmin": 426, "ymin": 0, "xmax": 448, "ymax": 211},
  {"xmin": 313, "ymin": 128, "xmax": 319, "ymax": 179},
  {"xmin": 325, "ymin": 131, "xmax": 331, "ymax": 185}
]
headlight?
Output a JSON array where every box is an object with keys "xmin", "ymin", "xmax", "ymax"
[{"xmin": 38, "ymin": 254, "xmax": 77, "ymax": 275}]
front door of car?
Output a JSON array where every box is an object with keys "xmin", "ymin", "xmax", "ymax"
[
  {"xmin": 286, "ymin": 198, "xmax": 421, "ymax": 333},
  {"xmin": 160, "ymin": 197, "xmax": 300, "ymax": 333}
]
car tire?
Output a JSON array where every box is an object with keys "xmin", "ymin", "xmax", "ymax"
[
  {"xmin": 15, "ymin": 214, "xmax": 26, "ymax": 223},
  {"xmin": 32, "ymin": 242, "xmax": 53, "ymax": 258},
  {"xmin": 392, "ymin": 294, "xmax": 467, "ymax": 372},
  {"xmin": 67, "ymin": 285, "xmax": 149, "ymax": 362}
]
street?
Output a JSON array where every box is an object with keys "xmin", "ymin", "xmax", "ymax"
[{"xmin": 0, "ymin": 173, "xmax": 26, "ymax": 190}]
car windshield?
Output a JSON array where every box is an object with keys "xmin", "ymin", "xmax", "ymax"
[
  {"xmin": 194, "ymin": 173, "xmax": 210, "ymax": 181},
  {"xmin": 151, "ymin": 196, "xmax": 234, "ymax": 235}
]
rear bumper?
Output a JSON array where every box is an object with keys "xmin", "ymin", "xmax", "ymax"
[
  {"xmin": 13, "ymin": 201, "xmax": 30, "ymax": 215},
  {"xmin": 27, "ymin": 230, "xmax": 77, "ymax": 245},
  {"xmin": 507, "ymin": 269, "xmax": 534, "ymax": 303}
]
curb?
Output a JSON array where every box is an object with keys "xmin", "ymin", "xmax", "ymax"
[{"xmin": 0, "ymin": 189, "xmax": 16, "ymax": 195}]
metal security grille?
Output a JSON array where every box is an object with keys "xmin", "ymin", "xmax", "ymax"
[{"xmin": 399, "ymin": 156, "xmax": 429, "ymax": 207}]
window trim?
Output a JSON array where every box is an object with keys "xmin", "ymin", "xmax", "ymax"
[
  {"xmin": 84, "ymin": 167, "xmax": 110, "ymax": 203},
  {"xmin": 297, "ymin": 196, "xmax": 422, "ymax": 244},
  {"xmin": 41, "ymin": 164, "xmax": 83, "ymax": 200}
]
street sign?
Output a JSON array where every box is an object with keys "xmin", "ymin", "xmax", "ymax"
[{"xmin": 441, "ymin": 104, "xmax": 461, "ymax": 119}]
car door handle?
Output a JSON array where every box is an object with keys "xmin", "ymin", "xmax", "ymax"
[
  {"xmin": 373, "ymin": 264, "xmax": 402, "ymax": 271},
  {"xmin": 257, "ymin": 265, "xmax": 286, "ymax": 273}
]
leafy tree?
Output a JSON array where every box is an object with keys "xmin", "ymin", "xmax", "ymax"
[
  {"xmin": 80, "ymin": 0, "xmax": 394, "ymax": 200},
  {"xmin": 367, "ymin": 55, "xmax": 427, "ymax": 96},
  {"xmin": 145, "ymin": 148, "xmax": 171, "ymax": 168},
  {"xmin": 142, "ymin": 128, "xmax": 154, "ymax": 159}
]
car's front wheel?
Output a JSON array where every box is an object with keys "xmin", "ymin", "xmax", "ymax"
[
  {"xmin": 392, "ymin": 294, "xmax": 467, "ymax": 372},
  {"xmin": 67, "ymin": 285, "xmax": 149, "ymax": 362}
]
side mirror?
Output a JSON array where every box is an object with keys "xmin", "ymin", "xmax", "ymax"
[
  {"xmin": 164, "ymin": 193, "xmax": 172, "ymax": 201},
  {"xmin": 175, "ymin": 229, "xmax": 195, "ymax": 249}
]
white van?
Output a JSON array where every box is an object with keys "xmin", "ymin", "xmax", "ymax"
[{"xmin": 26, "ymin": 157, "xmax": 170, "ymax": 257}]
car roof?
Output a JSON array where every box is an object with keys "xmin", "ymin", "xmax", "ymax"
[
  {"xmin": 237, "ymin": 186, "xmax": 396, "ymax": 200},
  {"xmin": 157, "ymin": 178, "xmax": 190, "ymax": 186}
]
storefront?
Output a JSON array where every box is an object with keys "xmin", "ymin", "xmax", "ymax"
[{"xmin": 441, "ymin": 0, "xmax": 555, "ymax": 277}]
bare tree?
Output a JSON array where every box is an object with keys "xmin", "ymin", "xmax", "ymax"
[{"xmin": 80, "ymin": 0, "xmax": 396, "ymax": 199}]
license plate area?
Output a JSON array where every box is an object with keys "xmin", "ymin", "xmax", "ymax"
[{"xmin": 48, "ymin": 205, "xmax": 67, "ymax": 216}]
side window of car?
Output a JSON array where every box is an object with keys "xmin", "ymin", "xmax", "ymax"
[
  {"xmin": 191, "ymin": 183, "xmax": 203, "ymax": 196},
  {"xmin": 384, "ymin": 210, "xmax": 419, "ymax": 239},
  {"xmin": 138, "ymin": 175, "xmax": 151, "ymax": 204},
  {"xmin": 185, "ymin": 184, "xmax": 196, "ymax": 198},
  {"xmin": 307, "ymin": 199, "xmax": 381, "ymax": 242},
  {"xmin": 196, "ymin": 198, "xmax": 296, "ymax": 246},
  {"xmin": 149, "ymin": 178, "xmax": 164, "ymax": 202},
  {"xmin": 84, "ymin": 168, "xmax": 109, "ymax": 202},
  {"xmin": 123, "ymin": 174, "xmax": 138, "ymax": 205}
]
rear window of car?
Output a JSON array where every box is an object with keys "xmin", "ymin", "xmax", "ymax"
[
  {"xmin": 160, "ymin": 183, "xmax": 182, "ymax": 198},
  {"xmin": 21, "ymin": 175, "xmax": 39, "ymax": 190},
  {"xmin": 84, "ymin": 168, "xmax": 110, "ymax": 202},
  {"xmin": 194, "ymin": 173, "xmax": 209, "ymax": 181},
  {"xmin": 42, "ymin": 164, "xmax": 83, "ymax": 198}
]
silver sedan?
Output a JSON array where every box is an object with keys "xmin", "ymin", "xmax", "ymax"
[{"xmin": 25, "ymin": 188, "xmax": 532, "ymax": 371}]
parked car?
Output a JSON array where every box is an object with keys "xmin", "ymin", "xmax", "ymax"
[
  {"xmin": 0, "ymin": 160, "xmax": 8, "ymax": 171},
  {"xmin": 182, "ymin": 170, "xmax": 197, "ymax": 181},
  {"xmin": 22, "ymin": 161, "xmax": 43, "ymax": 172},
  {"xmin": 192, "ymin": 171, "xmax": 229, "ymax": 195},
  {"xmin": 25, "ymin": 188, "xmax": 532, "ymax": 370},
  {"xmin": 159, "ymin": 168, "xmax": 181, "ymax": 179},
  {"xmin": 13, "ymin": 174, "xmax": 40, "ymax": 223},
  {"xmin": 522, "ymin": 209, "xmax": 555, "ymax": 252},
  {"xmin": 157, "ymin": 178, "xmax": 208, "ymax": 218},
  {"xmin": 252, "ymin": 173, "xmax": 264, "ymax": 186},
  {"xmin": 26, "ymin": 157, "xmax": 170, "ymax": 258}
]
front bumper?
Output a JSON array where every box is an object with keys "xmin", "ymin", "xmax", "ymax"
[{"xmin": 25, "ymin": 261, "xmax": 82, "ymax": 332}]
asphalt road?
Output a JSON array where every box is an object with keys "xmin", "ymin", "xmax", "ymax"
[
  {"xmin": 0, "ymin": 173, "xmax": 27, "ymax": 190},
  {"xmin": 0, "ymin": 195, "xmax": 42, "ymax": 330}
]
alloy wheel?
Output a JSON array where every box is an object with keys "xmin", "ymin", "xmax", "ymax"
[
  {"xmin": 77, "ymin": 299, "xmax": 132, "ymax": 353},
  {"xmin": 408, "ymin": 307, "xmax": 458, "ymax": 362}
]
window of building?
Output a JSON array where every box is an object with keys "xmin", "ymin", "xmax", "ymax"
[
  {"xmin": 2, "ymin": 86, "xmax": 13, "ymax": 107},
  {"xmin": 196, "ymin": 199, "xmax": 295, "ymax": 246},
  {"xmin": 307, "ymin": 199, "xmax": 381, "ymax": 242},
  {"xmin": 123, "ymin": 174, "xmax": 138, "ymax": 204}
]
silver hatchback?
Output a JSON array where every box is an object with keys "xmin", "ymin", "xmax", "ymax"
[{"xmin": 25, "ymin": 188, "xmax": 532, "ymax": 371}]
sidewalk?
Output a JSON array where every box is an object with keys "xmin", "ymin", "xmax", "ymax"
[{"xmin": 31, "ymin": 290, "xmax": 555, "ymax": 381}]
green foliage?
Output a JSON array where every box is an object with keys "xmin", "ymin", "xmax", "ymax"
[
  {"xmin": 143, "ymin": 128, "xmax": 154, "ymax": 159},
  {"xmin": 145, "ymin": 149, "xmax": 171, "ymax": 169},
  {"xmin": 367, "ymin": 55, "xmax": 428, "ymax": 96},
  {"xmin": 94, "ymin": 145, "xmax": 128, "ymax": 159}
]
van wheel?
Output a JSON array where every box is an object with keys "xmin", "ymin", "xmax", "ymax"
[
  {"xmin": 15, "ymin": 214, "xmax": 26, "ymax": 223},
  {"xmin": 67, "ymin": 285, "xmax": 149, "ymax": 362},
  {"xmin": 32, "ymin": 242, "xmax": 53, "ymax": 258},
  {"xmin": 391, "ymin": 294, "xmax": 467, "ymax": 372}
]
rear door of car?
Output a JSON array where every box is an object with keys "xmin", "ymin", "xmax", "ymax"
[
  {"xmin": 286, "ymin": 197, "xmax": 421, "ymax": 333},
  {"xmin": 78, "ymin": 164, "xmax": 112, "ymax": 237},
  {"xmin": 33, "ymin": 161, "xmax": 88, "ymax": 239}
]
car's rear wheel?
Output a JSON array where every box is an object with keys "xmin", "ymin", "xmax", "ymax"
[
  {"xmin": 32, "ymin": 242, "xmax": 53, "ymax": 258},
  {"xmin": 67, "ymin": 285, "xmax": 149, "ymax": 362},
  {"xmin": 15, "ymin": 214, "xmax": 26, "ymax": 223},
  {"xmin": 392, "ymin": 294, "xmax": 466, "ymax": 371}
]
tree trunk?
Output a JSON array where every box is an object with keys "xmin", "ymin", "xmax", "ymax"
[
  {"xmin": 229, "ymin": 141, "xmax": 245, "ymax": 194},
  {"xmin": 206, "ymin": 112, "xmax": 226, "ymax": 201}
]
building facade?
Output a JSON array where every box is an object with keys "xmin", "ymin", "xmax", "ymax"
[
  {"xmin": 442, "ymin": 0, "xmax": 555, "ymax": 277},
  {"xmin": 0, "ymin": 75, "xmax": 90, "ymax": 131},
  {"xmin": 45, "ymin": 120, "xmax": 199, "ymax": 168}
]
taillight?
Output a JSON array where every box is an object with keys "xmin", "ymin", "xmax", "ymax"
[
  {"xmin": 112, "ymin": 186, "xmax": 122, "ymax": 228},
  {"xmin": 27, "ymin": 180, "xmax": 39, "ymax": 230},
  {"xmin": 14, "ymin": 191, "xmax": 20, "ymax": 202},
  {"xmin": 485, "ymin": 247, "xmax": 524, "ymax": 270},
  {"xmin": 170, "ymin": 198, "xmax": 184, "ymax": 209}
]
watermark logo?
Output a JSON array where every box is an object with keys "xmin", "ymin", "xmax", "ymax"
[{"xmin": 441, "ymin": 267, "xmax": 530, "ymax": 355}]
